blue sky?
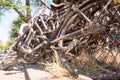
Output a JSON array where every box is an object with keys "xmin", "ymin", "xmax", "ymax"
[{"xmin": 0, "ymin": 10, "xmax": 18, "ymax": 43}]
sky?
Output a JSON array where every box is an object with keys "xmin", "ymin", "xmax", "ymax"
[{"xmin": 0, "ymin": 10, "xmax": 18, "ymax": 43}]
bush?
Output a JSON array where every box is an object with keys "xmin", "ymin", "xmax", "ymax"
[
  {"xmin": 0, "ymin": 41, "xmax": 5, "ymax": 50},
  {"xmin": 4, "ymin": 39, "xmax": 14, "ymax": 50}
]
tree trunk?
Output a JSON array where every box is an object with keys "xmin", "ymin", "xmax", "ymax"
[{"xmin": 26, "ymin": 0, "xmax": 31, "ymax": 21}]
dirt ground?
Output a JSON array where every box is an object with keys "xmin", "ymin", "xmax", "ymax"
[
  {"xmin": 0, "ymin": 53, "xmax": 93, "ymax": 80},
  {"xmin": 0, "ymin": 64, "xmax": 93, "ymax": 80},
  {"xmin": 0, "ymin": 53, "xmax": 51, "ymax": 80},
  {"xmin": 0, "ymin": 63, "xmax": 51, "ymax": 80}
]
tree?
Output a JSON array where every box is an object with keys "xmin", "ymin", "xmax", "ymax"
[
  {"xmin": 1, "ymin": 0, "xmax": 42, "ymax": 47},
  {"xmin": 0, "ymin": 0, "xmax": 40, "ymax": 22},
  {"xmin": 10, "ymin": 17, "xmax": 23, "ymax": 38}
]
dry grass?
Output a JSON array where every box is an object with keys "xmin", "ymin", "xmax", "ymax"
[
  {"xmin": 74, "ymin": 51, "xmax": 101, "ymax": 74},
  {"xmin": 41, "ymin": 48, "xmax": 120, "ymax": 79},
  {"xmin": 94, "ymin": 48, "xmax": 120, "ymax": 66},
  {"xmin": 73, "ymin": 48, "xmax": 120, "ymax": 75},
  {"xmin": 44, "ymin": 62, "xmax": 93, "ymax": 80},
  {"xmin": 44, "ymin": 62, "xmax": 71, "ymax": 78}
]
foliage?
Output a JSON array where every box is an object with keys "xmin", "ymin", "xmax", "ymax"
[
  {"xmin": 1, "ymin": 2, "xmax": 23, "ymax": 21},
  {"xmin": 0, "ymin": 39, "xmax": 14, "ymax": 50},
  {"xmin": 4, "ymin": 39, "xmax": 14, "ymax": 49},
  {"xmin": 0, "ymin": 40, "xmax": 5, "ymax": 50},
  {"xmin": 0, "ymin": 0, "xmax": 35, "ymax": 22},
  {"xmin": 10, "ymin": 17, "xmax": 23, "ymax": 38}
]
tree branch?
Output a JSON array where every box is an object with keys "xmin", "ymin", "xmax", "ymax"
[
  {"xmin": 13, "ymin": 7, "xmax": 27, "ymax": 22},
  {"xmin": 26, "ymin": 0, "xmax": 31, "ymax": 21}
]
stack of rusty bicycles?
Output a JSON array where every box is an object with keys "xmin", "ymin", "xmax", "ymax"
[{"xmin": 0, "ymin": 0, "xmax": 120, "ymax": 79}]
